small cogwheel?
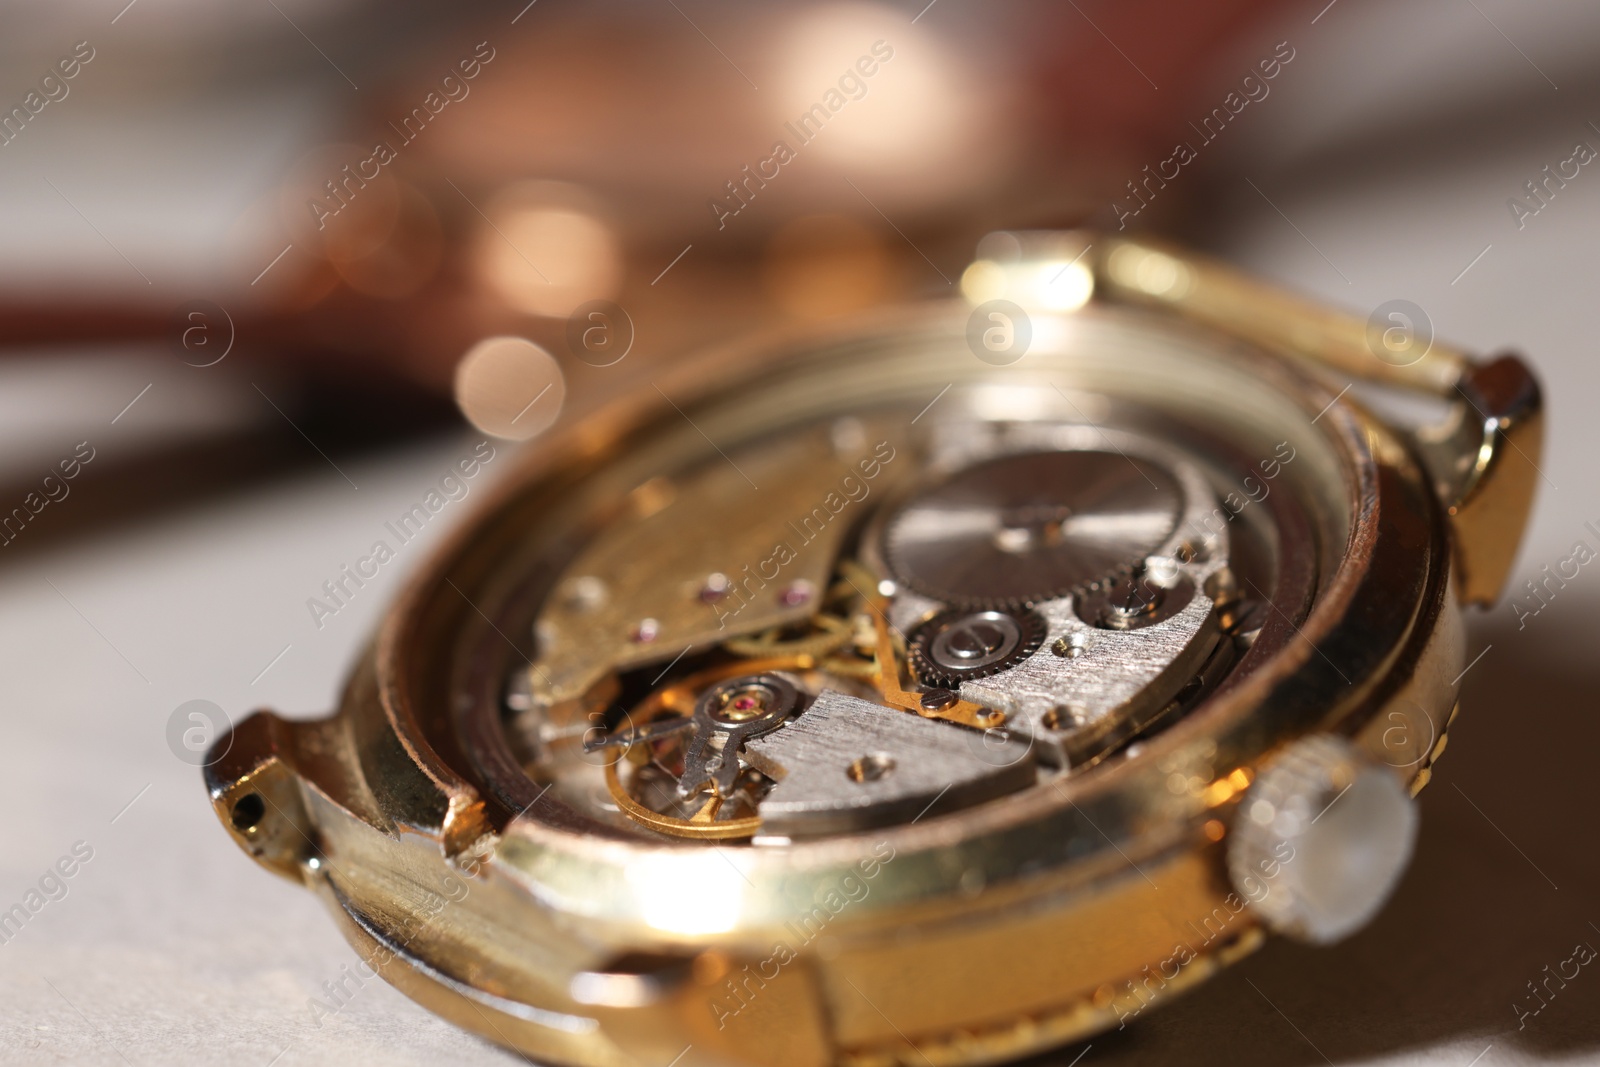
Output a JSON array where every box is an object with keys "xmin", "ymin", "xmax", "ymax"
[{"xmin": 908, "ymin": 607, "xmax": 1047, "ymax": 689}]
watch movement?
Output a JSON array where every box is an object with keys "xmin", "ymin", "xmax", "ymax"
[{"xmin": 204, "ymin": 231, "xmax": 1542, "ymax": 1067}]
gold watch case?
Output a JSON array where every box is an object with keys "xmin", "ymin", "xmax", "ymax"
[{"xmin": 203, "ymin": 233, "xmax": 1542, "ymax": 1067}]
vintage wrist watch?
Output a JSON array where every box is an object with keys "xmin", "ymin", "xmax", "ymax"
[{"xmin": 204, "ymin": 231, "xmax": 1542, "ymax": 1067}]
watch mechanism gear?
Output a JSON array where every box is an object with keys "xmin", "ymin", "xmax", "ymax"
[
  {"xmin": 907, "ymin": 606, "xmax": 1048, "ymax": 688},
  {"xmin": 881, "ymin": 448, "xmax": 1183, "ymax": 608},
  {"xmin": 199, "ymin": 232, "xmax": 1541, "ymax": 1067}
]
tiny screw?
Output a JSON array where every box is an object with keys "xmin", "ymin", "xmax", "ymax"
[
  {"xmin": 1111, "ymin": 578, "xmax": 1163, "ymax": 617},
  {"xmin": 920, "ymin": 688, "xmax": 958, "ymax": 711},
  {"xmin": 1052, "ymin": 634, "xmax": 1091, "ymax": 659}
]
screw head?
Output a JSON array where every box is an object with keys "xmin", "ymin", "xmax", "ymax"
[{"xmin": 1104, "ymin": 577, "xmax": 1163, "ymax": 622}]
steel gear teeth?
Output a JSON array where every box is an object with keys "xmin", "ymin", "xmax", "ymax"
[
  {"xmin": 899, "ymin": 563, "xmax": 1133, "ymax": 613},
  {"xmin": 907, "ymin": 607, "xmax": 1047, "ymax": 689}
]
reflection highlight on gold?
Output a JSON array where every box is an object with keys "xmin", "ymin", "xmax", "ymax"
[{"xmin": 960, "ymin": 257, "xmax": 1093, "ymax": 313}]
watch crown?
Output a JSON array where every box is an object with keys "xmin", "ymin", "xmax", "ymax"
[{"xmin": 1228, "ymin": 735, "xmax": 1417, "ymax": 944}]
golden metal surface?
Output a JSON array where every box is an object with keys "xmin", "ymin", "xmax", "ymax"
[
  {"xmin": 601, "ymin": 761, "xmax": 761, "ymax": 841},
  {"xmin": 1090, "ymin": 234, "xmax": 1543, "ymax": 609},
  {"xmin": 1420, "ymin": 356, "xmax": 1545, "ymax": 606},
  {"xmin": 723, "ymin": 612, "xmax": 854, "ymax": 660},
  {"xmin": 1095, "ymin": 236, "xmax": 1470, "ymax": 396},
  {"xmin": 528, "ymin": 419, "xmax": 906, "ymax": 709},
  {"xmin": 859, "ymin": 578, "xmax": 1003, "ymax": 732},
  {"xmin": 593, "ymin": 656, "xmax": 809, "ymax": 841},
  {"xmin": 200, "ymin": 231, "xmax": 1539, "ymax": 1067}
]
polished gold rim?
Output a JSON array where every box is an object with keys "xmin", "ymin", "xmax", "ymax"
[{"xmin": 202, "ymin": 230, "xmax": 1540, "ymax": 1067}]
